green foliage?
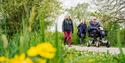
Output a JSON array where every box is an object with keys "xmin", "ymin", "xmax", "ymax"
[
  {"xmin": 72, "ymin": 26, "xmax": 79, "ymax": 44},
  {"xmin": 0, "ymin": 0, "xmax": 63, "ymax": 63},
  {"xmin": 0, "ymin": 0, "xmax": 61, "ymax": 36},
  {"xmin": 68, "ymin": 3, "xmax": 90, "ymax": 21}
]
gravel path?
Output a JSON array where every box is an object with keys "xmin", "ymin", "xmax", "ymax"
[{"xmin": 70, "ymin": 45, "xmax": 125, "ymax": 55}]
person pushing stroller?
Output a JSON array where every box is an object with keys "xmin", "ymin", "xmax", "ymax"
[
  {"xmin": 87, "ymin": 17, "xmax": 110, "ymax": 47},
  {"xmin": 88, "ymin": 17, "xmax": 101, "ymax": 35},
  {"xmin": 88, "ymin": 17, "xmax": 102, "ymax": 42},
  {"xmin": 88, "ymin": 17, "xmax": 105, "ymax": 39}
]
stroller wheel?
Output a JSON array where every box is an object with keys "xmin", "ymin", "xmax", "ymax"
[
  {"xmin": 95, "ymin": 41, "xmax": 100, "ymax": 47},
  {"xmin": 87, "ymin": 43, "xmax": 90, "ymax": 47},
  {"xmin": 106, "ymin": 45, "xmax": 110, "ymax": 48},
  {"xmin": 106, "ymin": 42, "xmax": 110, "ymax": 48},
  {"xmin": 87, "ymin": 40, "xmax": 92, "ymax": 47}
]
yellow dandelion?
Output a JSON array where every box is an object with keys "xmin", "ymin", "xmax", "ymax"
[
  {"xmin": 10, "ymin": 53, "xmax": 33, "ymax": 63},
  {"xmin": 19, "ymin": 53, "xmax": 25, "ymax": 60},
  {"xmin": 39, "ymin": 51, "xmax": 56, "ymax": 59},
  {"xmin": 24, "ymin": 58, "xmax": 33, "ymax": 63},
  {"xmin": 27, "ymin": 47, "xmax": 39, "ymax": 57},
  {"xmin": 36, "ymin": 42, "xmax": 56, "ymax": 59},
  {"xmin": 38, "ymin": 58, "xmax": 46, "ymax": 63},
  {"xmin": 0, "ymin": 56, "xmax": 8, "ymax": 62},
  {"xmin": 37, "ymin": 42, "xmax": 56, "ymax": 52}
]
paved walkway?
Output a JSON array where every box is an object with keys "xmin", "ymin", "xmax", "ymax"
[{"xmin": 70, "ymin": 45, "xmax": 125, "ymax": 55}]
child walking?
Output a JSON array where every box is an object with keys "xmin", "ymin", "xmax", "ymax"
[{"xmin": 77, "ymin": 19, "xmax": 87, "ymax": 45}]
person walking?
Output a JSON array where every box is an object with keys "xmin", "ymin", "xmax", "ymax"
[
  {"xmin": 62, "ymin": 15, "xmax": 74, "ymax": 47},
  {"xmin": 77, "ymin": 19, "xmax": 87, "ymax": 45},
  {"xmin": 88, "ymin": 17, "xmax": 101, "ymax": 36}
]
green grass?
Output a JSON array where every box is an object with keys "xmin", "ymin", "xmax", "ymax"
[{"xmin": 64, "ymin": 48, "xmax": 125, "ymax": 63}]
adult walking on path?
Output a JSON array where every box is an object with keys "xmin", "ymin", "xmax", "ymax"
[
  {"xmin": 88, "ymin": 17, "xmax": 101, "ymax": 35},
  {"xmin": 62, "ymin": 15, "xmax": 74, "ymax": 47}
]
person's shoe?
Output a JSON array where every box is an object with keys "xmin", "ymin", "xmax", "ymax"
[
  {"xmin": 64, "ymin": 41, "xmax": 67, "ymax": 45},
  {"xmin": 69, "ymin": 45, "xmax": 72, "ymax": 47},
  {"xmin": 80, "ymin": 44, "xmax": 82, "ymax": 46},
  {"xmin": 68, "ymin": 43, "xmax": 72, "ymax": 47}
]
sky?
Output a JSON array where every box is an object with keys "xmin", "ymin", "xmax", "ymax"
[
  {"xmin": 60, "ymin": 0, "xmax": 91, "ymax": 9},
  {"xmin": 50, "ymin": 0, "xmax": 96, "ymax": 32}
]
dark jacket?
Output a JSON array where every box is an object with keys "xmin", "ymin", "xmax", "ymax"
[
  {"xmin": 62, "ymin": 19, "xmax": 74, "ymax": 33},
  {"xmin": 77, "ymin": 23, "xmax": 87, "ymax": 37},
  {"xmin": 88, "ymin": 21, "xmax": 101, "ymax": 37},
  {"xmin": 89, "ymin": 21, "xmax": 100, "ymax": 29}
]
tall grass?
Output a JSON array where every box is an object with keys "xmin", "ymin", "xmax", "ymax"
[{"xmin": 0, "ymin": 1, "xmax": 63, "ymax": 63}]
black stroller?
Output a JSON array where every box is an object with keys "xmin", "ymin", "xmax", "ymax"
[{"xmin": 87, "ymin": 27, "xmax": 110, "ymax": 47}]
